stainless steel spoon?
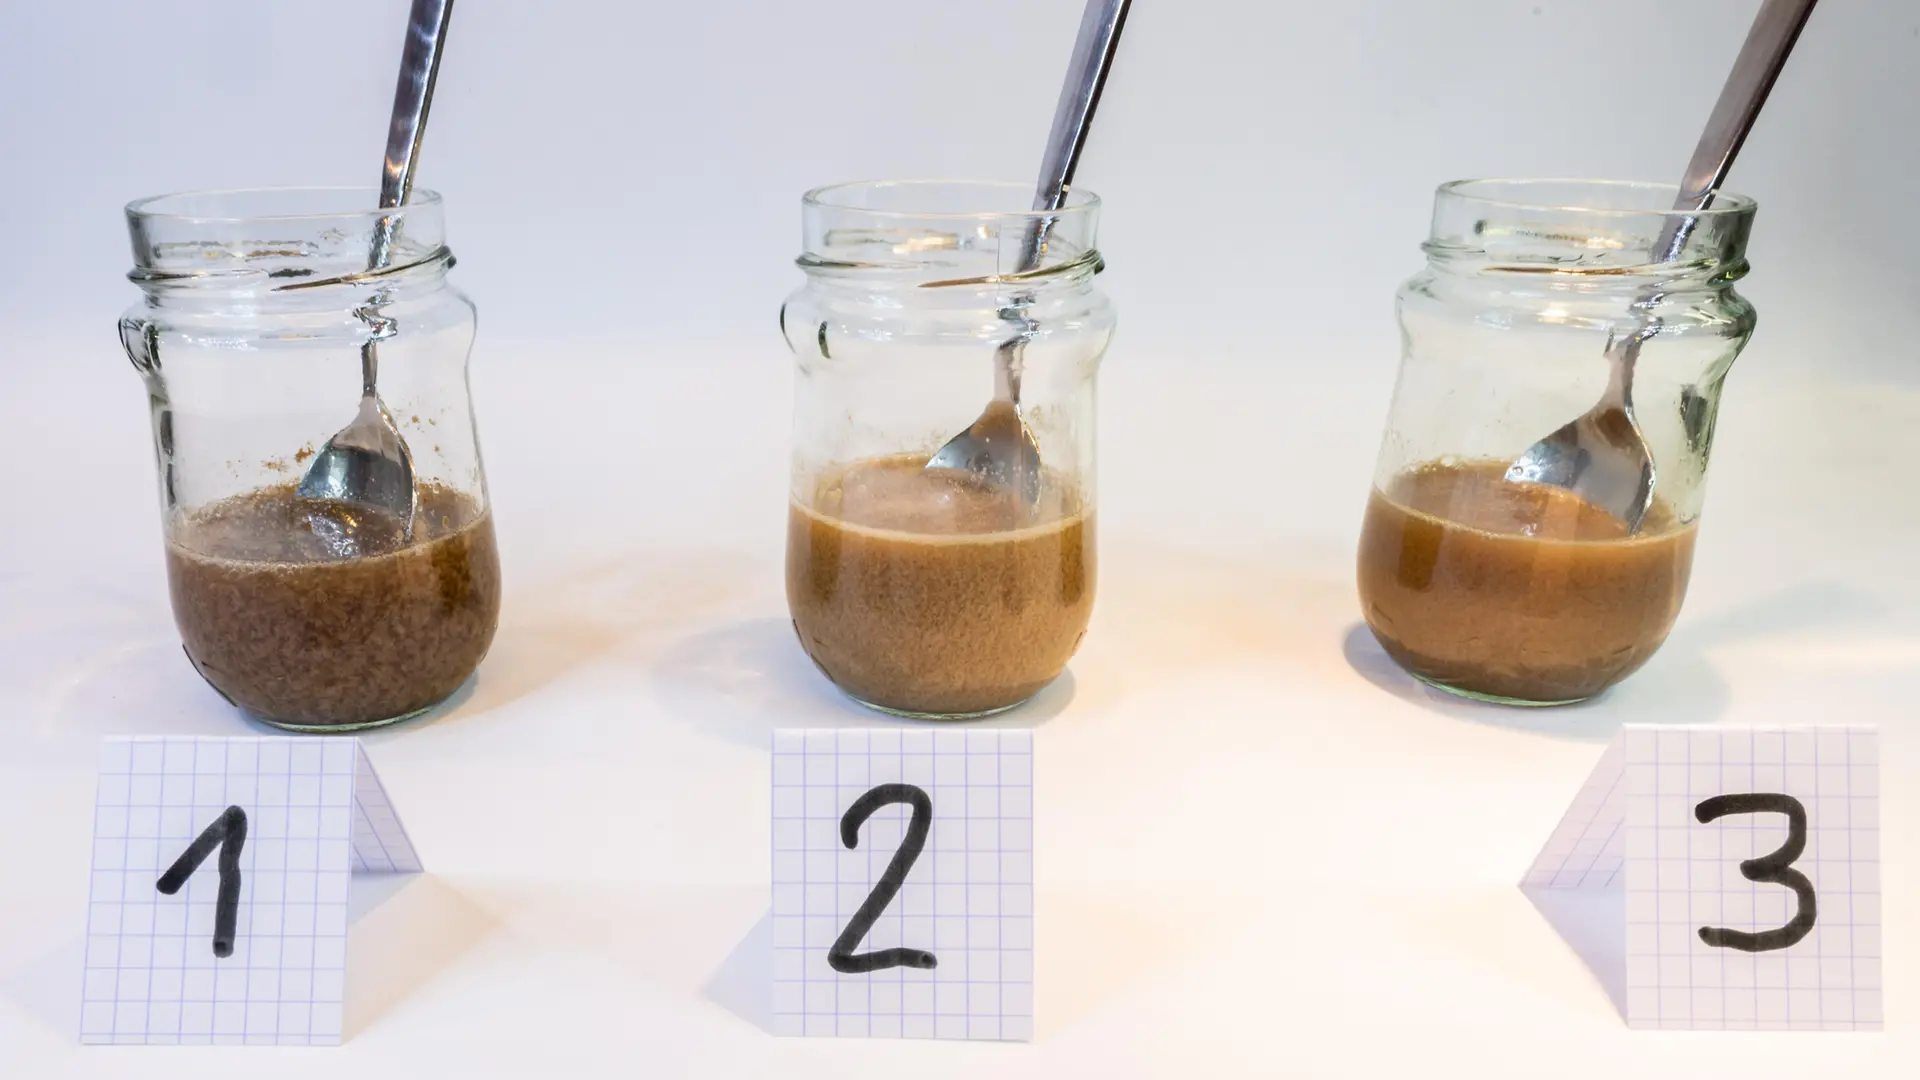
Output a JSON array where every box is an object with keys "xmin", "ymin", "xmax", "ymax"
[
  {"xmin": 297, "ymin": 0, "xmax": 456, "ymax": 538},
  {"xmin": 924, "ymin": 0, "xmax": 1131, "ymax": 503},
  {"xmin": 1505, "ymin": 0, "xmax": 1818, "ymax": 531}
]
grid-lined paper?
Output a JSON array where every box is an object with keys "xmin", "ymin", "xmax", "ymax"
[
  {"xmin": 81, "ymin": 736, "xmax": 420, "ymax": 1046},
  {"xmin": 1525, "ymin": 725, "xmax": 1880, "ymax": 1032},
  {"xmin": 1623, "ymin": 727, "xmax": 1879, "ymax": 1031},
  {"xmin": 1523, "ymin": 738, "xmax": 1627, "ymax": 890},
  {"xmin": 771, "ymin": 728, "xmax": 1035, "ymax": 1041},
  {"xmin": 351, "ymin": 745, "xmax": 421, "ymax": 874}
]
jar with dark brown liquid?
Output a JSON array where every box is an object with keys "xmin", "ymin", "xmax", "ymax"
[
  {"xmin": 781, "ymin": 181, "xmax": 1113, "ymax": 718},
  {"xmin": 1359, "ymin": 180, "xmax": 1758, "ymax": 705},
  {"xmin": 121, "ymin": 187, "xmax": 500, "ymax": 731}
]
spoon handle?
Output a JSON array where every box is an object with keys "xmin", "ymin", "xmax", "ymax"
[
  {"xmin": 1034, "ymin": 0, "xmax": 1132, "ymax": 212},
  {"xmin": 1018, "ymin": 0, "xmax": 1132, "ymax": 272},
  {"xmin": 370, "ymin": 0, "xmax": 456, "ymax": 269},
  {"xmin": 1653, "ymin": 0, "xmax": 1818, "ymax": 262}
]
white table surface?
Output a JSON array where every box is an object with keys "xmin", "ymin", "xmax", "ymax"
[{"xmin": 2, "ymin": 332, "xmax": 1915, "ymax": 1078}]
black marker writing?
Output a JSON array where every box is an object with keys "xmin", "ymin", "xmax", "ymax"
[
  {"xmin": 828, "ymin": 783, "xmax": 936, "ymax": 975},
  {"xmin": 1694, "ymin": 793, "xmax": 1815, "ymax": 953},
  {"xmin": 156, "ymin": 805, "xmax": 248, "ymax": 958}
]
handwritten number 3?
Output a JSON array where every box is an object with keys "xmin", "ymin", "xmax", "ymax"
[
  {"xmin": 1694, "ymin": 793, "xmax": 1816, "ymax": 953},
  {"xmin": 155, "ymin": 805, "xmax": 248, "ymax": 958},
  {"xmin": 828, "ymin": 783, "xmax": 937, "ymax": 974}
]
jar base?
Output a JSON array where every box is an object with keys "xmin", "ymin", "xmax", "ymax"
[
  {"xmin": 244, "ymin": 702, "xmax": 440, "ymax": 734},
  {"xmin": 840, "ymin": 691, "xmax": 1035, "ymax": 722},
  {"xmin": 1411, "ymin": 672, "xmax": 1594, "ymax": 708}
]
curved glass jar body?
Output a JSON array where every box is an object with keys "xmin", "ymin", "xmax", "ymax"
[
  {"xmin": 781, "ymin": 180, "xmax": 1114, "ymax": 719},
  {"xmin": 1359, "ymin": 179, "xmax": 1757, "ymax": 705},
  {"xmin": 121, "ymin": 187, "xmax": 499, "ymax": 731}
]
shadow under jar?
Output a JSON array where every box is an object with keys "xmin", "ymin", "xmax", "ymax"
[
  {"xmin": 782, "ymin": 180, "xmax": 1113, "ymax": 719},
  {"xmin": 121, "ymin": 187, "xmax": 500, "ymax": 732},
  {"xmin": 1359, "ymin": 179, "xmax": 1758, "ymax": 705}
]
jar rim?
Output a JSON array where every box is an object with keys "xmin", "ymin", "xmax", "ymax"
[
  {"xmin": 1437, "ymin": 178, "xmax": 1756, "ymax": 218},
  {"xmin": 125, "ymin": 185, "xmax": 445, "ymax": 223},
  {"xmin": 802, "ymin": 179, "xmax": 1100, "ymax": 221}
]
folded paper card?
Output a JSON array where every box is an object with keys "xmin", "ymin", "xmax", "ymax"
[
  {"xmin": 1524, "ymin": 725, "xmax": 1880, "ymax": 1031},
  {"xmin": 771, "ymin": 728, "xmax": 1034, "ymax": 1041},
  {"xmin": 81, "ymin": 735, "xmax": 420, "ymax": 1045}
]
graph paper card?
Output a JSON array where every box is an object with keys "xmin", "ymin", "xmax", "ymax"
[
  {"xmin": 771, "ymin": 728, "xmax": 1034, "ymax": 1041},
  {"xmin": 80, "ymin": 736, "xmax": 422, "ymax": 1046},
  {"xmin": 1524, "ymin": 726, "xmax": 1880, "ymax": 1031}
]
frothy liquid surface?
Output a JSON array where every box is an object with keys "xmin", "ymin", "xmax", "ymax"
[
  {"xmin": 787, "ymin": 455, "xmax": 1094, "ymax": 717},
  {"xmin": 818, "ymin": 451, "xmax": 1078, "ymax": 534},
  {"xmin": 166, "ymin": 483, "xmax": 501, "ymax": 727},
  {"xmin": 1356, "ymin": 460, "xmax": 1696, "ymax": 703}
]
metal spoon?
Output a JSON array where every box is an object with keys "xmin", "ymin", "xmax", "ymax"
[
  {"xmin": 296, "ymin": 0, "xmax": 456, "ymax": 540},
  {"xmin": 924, "ymin": 0, "xmax": 1132, "ymax": 504},
  {"xmin": 1505, "ymin": 0, "xmax": 1818, "ymax": 531}
]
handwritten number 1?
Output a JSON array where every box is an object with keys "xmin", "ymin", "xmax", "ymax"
[
  {"xmin": 155, "ymin": 805, "xmax": 248, "ymax": 958},
  {"xmin": 1694, "ymin": 793, "xmax": 1816, "ymax": 953},
  {"xmin": 828, "ymin": 783, "xmax": 936, "ymax": 974}
]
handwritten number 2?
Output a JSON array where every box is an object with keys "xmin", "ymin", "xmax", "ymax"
[
  {"xmin": 155, "ymin": 805, "xmax": 248, "ymax": 958},
  {"xmin": 1694, "ymin": 793, "xmax": 1816, "ymax": 953},
  {"xmin": 828, "ymin": 783, "xmax": 937, "ymax": 974}
]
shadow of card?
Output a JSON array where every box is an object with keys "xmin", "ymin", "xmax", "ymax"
[
  {"xmin": 702, "ymin": 909, "xmax": 773, "ymax": 1034},
  {"xmin": 0, "ymin": 935, "xmax": 85, "ymax": 1039},
  {"xmin": 1522, "ymin": 885, "xmax": 1628, "ymax": 1019}
]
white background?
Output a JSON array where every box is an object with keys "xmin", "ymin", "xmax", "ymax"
[{"xmin": 2, "ymin": 0, "xmax": 1916, "ymax": 1076}]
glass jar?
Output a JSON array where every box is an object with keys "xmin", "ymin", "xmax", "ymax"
[
  {"xmin": 121, "ymin": 187, "xmax": 500, "ymax": 731},
  {"xmin": 781, "ymin": 180, "xmax": 1113, "ymax": 719},
  {"xmin": 1359, "ymin": 179, "xmax": 1757, "ymax": 705}
]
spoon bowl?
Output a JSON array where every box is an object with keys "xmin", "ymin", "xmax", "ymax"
[
  {"xmin": 296, "ymin": 383, "xmax": 417, "ymax": 540},
  {"xmin": 1506, "ymin": 324, "xmax": 1658, "ymax": 532},
  {"xmin": 925, "ymin": 388, "xmax": 1043, "ymax": 505}
]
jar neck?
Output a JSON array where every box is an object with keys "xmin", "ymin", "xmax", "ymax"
[
  {"xmin": 797, "ymin": 179, "xmax": 1103, "ymax": 294},
  {"xmin": 798, "ymin": 255, "xmax": 1102, "ymax": 306},
  {"xmin": 1422, "ymin": 247, "xmax": 1748, "ymax": 296},
  {"xmin": 124, "ymin": 186, "xmax": 454, "ymax": 310},
  {"xmin": 131, "ymin": 248, "xmax": 456, "ymax": 312},
  {"xmin": 1422, "ymin": 179, "xmax": 1755, "ymax": 294}
]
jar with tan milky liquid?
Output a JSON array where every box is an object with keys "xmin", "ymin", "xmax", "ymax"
[
  {"xmin": 1360, "ymin": 180, "xmax": 1758, "ymax": 705},
  {"xmin": 781, "ymin": 181, "xmax": 1112, "ymax": 718}
]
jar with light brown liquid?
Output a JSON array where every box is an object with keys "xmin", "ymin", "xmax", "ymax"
[
  {"xmin": 1359, "ymin": 179, "xmax": 1758, "ymax": 705},
  {"xmin": 781, "ymin": 181, "xmax": 1113, "ymax": 718}
]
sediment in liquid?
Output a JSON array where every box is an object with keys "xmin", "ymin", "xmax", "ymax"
[
  {"xmin": 1356, "ymin": 460, "xmax": 1696, "ymax": 703},
  {"xmin": 166, "ymin": 482, "xmax": 501, "ymax": 727},
  {"xmin": 786, "ymin": 454, "xmax": 1094, "ymax": 717}
]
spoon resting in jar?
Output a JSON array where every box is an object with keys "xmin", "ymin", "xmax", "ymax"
[
  {"xmin": 296, "ymin": 0, "xmax": 456, "ymax": 541},
  {"xmin": 1505, "ymin": 0, "xmax": 1818, "ymax": 532},
  {"xmin": 924, "ymin": 0, "xmax": 1131, "ymax": 505}
]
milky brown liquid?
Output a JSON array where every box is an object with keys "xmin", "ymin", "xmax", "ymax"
[
  {"xmin": 786, "ymin": 454, "xmax": 1094, "ymax": 717},
  {"xmin": 1356, "ymin": 461, "xmax": 1696, "ymax": 703},
  {"xmin": 166, "ymin": 483, "xmax": 501, "ymax": 727}
]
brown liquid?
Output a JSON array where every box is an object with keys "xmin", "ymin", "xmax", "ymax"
[
  {"xmin": 786, "ymin": 454, "xmax": 1095, "ymax": 717},
  {"xmin": 166, "ymin": 483, "xmax": 501, "ymax": 727},
  {"xmin": 1356, "ymin": 460, "xmax": 1696, "ymax": 703}
]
